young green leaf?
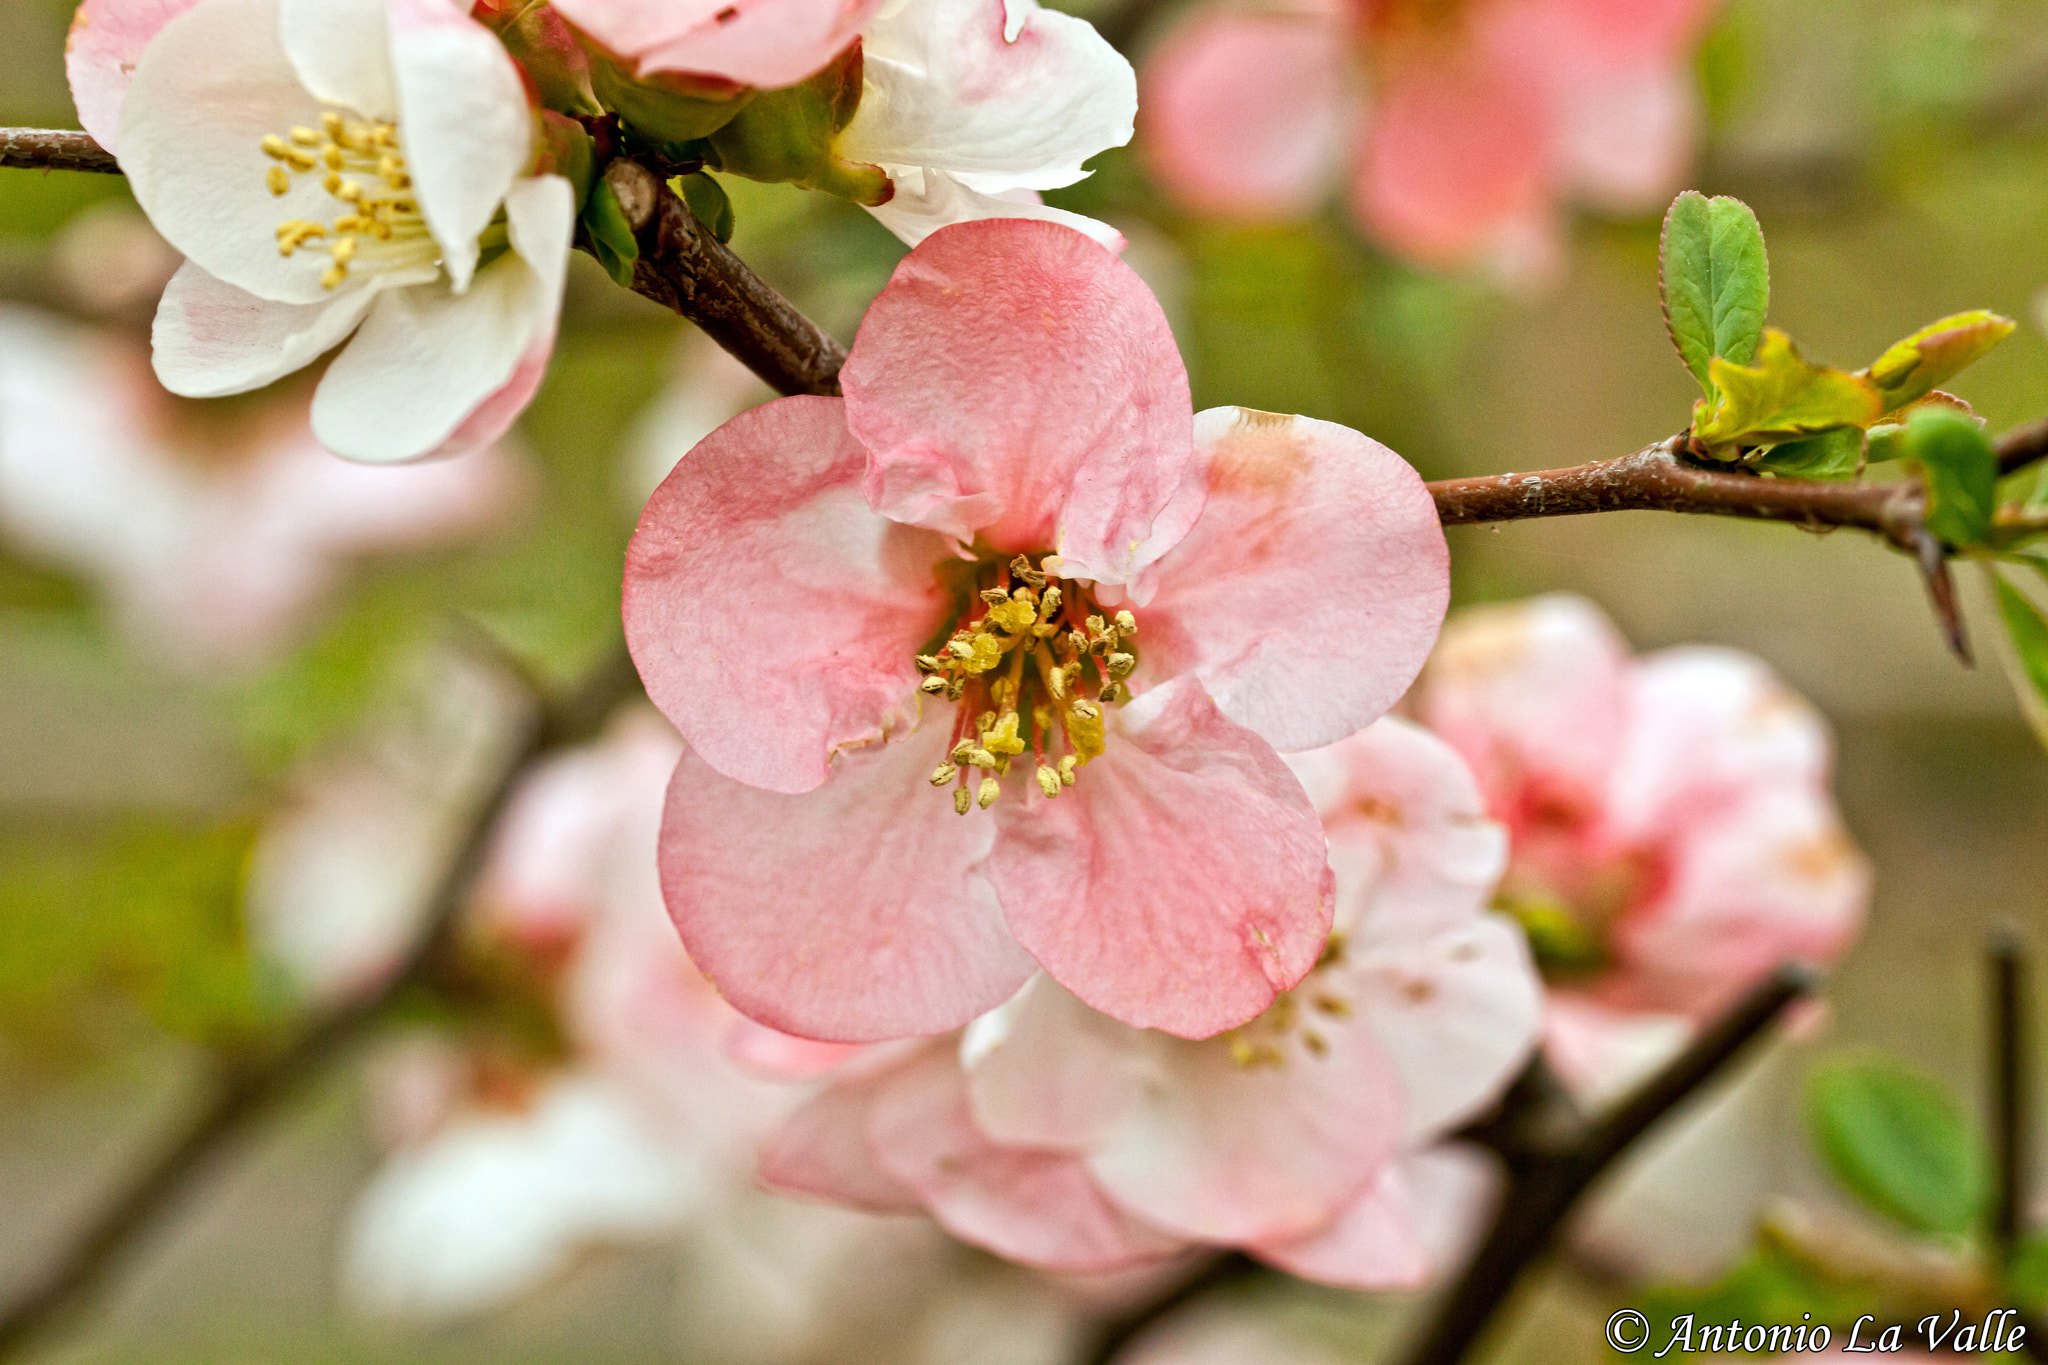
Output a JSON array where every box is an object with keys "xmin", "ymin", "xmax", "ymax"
[
  {"xmin": 1691, "ymin": 329, "xmax": 1884, "ymax": 452},
  {"xmin": 1864, "ymin": 310, "xmax": 2015, "ymax": 416},
  {"xmin": 1990, "ymin": 567, "xmax": 2048, "ymax": 747},
  {"xmin": 1806, "ymin": 1055, "xmax": 1986, "ymax": 1236},
  {"xmin": 1904, "ymin": 407, "xmax": 1999, "ymax": 546},
  {"xmin": 1759, "ymin": 427, "xmax": 1865, "ymax": 480},
  {"xmin": 676, "ymin": 171, "xmax": 735, "ymax": 244},
  {"xmin": 1661, "ymin": 191, "xmax": 1771, "ymax": 398},
  {"xmin": 581, "ymin": 179, "xmax": 640, "ymax": 288}
]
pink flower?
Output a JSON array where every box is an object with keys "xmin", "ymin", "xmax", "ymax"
[
  {"xmin": 1138, "ymin": 0, "xmax": 1717, "ymax": 276},
  {"xmin": 0, "ymin": 306, "xmax": 517, "ymax": 666},
  {"xmin": 623, "ymin": 218, "xmax": 1449, "ymax": 1044},
  {"xmin": 1413, "ymin": 594, "xmax": 1870, "ymax": 1103},
  {"xmin": 546, "ymin": 0, "xmax": 884, "ymax": 92},
  {"xmin": 758, "ymin": 717, "xmax": 1541, "ymax": 1281}
]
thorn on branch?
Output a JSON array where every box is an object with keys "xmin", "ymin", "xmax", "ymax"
[{"xmin": 1912, "ymin": 530, "xmax": 1973, "ymax": 666}]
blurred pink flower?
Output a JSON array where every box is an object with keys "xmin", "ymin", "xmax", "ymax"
[
  {"xmin": 624, "ymin": 218, "xmax": 1448, "ymax": 1045},
  {"xmin": 1413, "ymin": 594, "xmax": 1869, "ymax": 1104},
  {"xmin": 1139, "ymin": 0, "xmax": 1717, "ymax": 278},
  {"xmin": 760, "ymin": 718, "xmax": 1539, "ymax": 1283},
  {"xmin": 0, "ymin": 307, "xmax": 517, "ymax": 667},
  {"xmin": 71, "ymin": 0, "xmax": 575, "ymax": 462}
]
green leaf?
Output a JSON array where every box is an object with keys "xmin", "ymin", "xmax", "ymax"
[
  {"xmin": 581, "ymin": 179, "xmax": 639, "ymax": 288},
  {"xmin": 1691, "ymin": 328, "xmax": 1885, "ymax": 452},
  {"xmin": 1904, "ymin": 407, "xmax": 1999, "ymax": 546},
  {"xmin": 1864, "ymin": 310, "xmax": 2015, "ymax": 416},
  {"xmin": 2009, "ymin": 1235, "xmax": 2048, "ymax": 1310},
  {"xmin": 1806, "ymin": 1055, "xmax": 1986, "ymax": 1236},
  {"xmin": 1760, "ymin": 427, "xmax": 1865, "ymax": 480},
  {"xmin": 675, "ymin": 171, "xmax": 735, "ymax": 243},
  {"xmin": 1660, "ymin": 191, "xmax": 1771, "ymax": 398},
  {"xmin": 1991, "ymin": 567, "xmax": 2048, "ymax": 747}
]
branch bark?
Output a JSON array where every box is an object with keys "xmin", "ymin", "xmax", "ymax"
[
  {"xmin": 0, "ymin": 129, "xmax": 119, "ymax": 175},
  {"xmin": 0, "ymin": 645, "xmax": 642, "ymax": 1361}
]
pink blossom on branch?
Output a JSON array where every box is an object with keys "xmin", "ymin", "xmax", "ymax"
[
  {"xmin": 622, "ymin": 218, "xmax": 1449, "ymax": 1045},
  {"xmin": 1139, "ymin": 0, "xmax": 1718, "ymax": 278},
  {"xmin": 1413, "ymin": 594, "xmax": 1869, "ymax": 1104},
  {"xmin": 758, "ymin": 718, "xmax": 1541, "ymax": 1282}
]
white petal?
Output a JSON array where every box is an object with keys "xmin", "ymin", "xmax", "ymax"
[
  {"xmin": 842, "ymin": 0, "xmax": 1134, "ymax": 193},
  {"xmin": 279, "ymin": 0, "xmax": 397, "ymax": 118},
  {"xmin": 864, "ymin": 172, "xmax": 1124, "ymax": 250},
  {"xmin": 118, "ymin": 0, "xmax": 343, "ymax": 304},
  {"xmin": 310, "ymin": 175, "xmax": 570, "ymax": 462},
  {"xmin": 152, "ymin": 259, "xmax": 376, "ymax": 397},
  {"xmin": 387, "ymin": 0, "xmax": 534, "ymax": 293}
]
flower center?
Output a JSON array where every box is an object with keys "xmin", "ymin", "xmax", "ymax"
[
  {"xmin": 916, "ymin": 555, "xmax": 1138, "ymax": 814},
  {"xmin": 263, "ymin": 112, "xmax": 436, "ymax": 290},
  {"xmin": 1226, "ymin": 934, "xmax": 1353, "ymax": 1069}
]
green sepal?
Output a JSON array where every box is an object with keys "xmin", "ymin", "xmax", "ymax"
[
  {"xmin": 1901, "ymin": 406, "xmax": 1998, "ymax": 546},
  {"xmin": 476, "ymin": 0, "xmax": 600, "ymax": 115},
  {"xmin": 674, "ymin": 172, "xmax": 734, "ymax": 243},
  {"xmin": 582, "ymin": 179, "xmax": 639, "ymax": 288},
  {"xmin": 1806, "ymin": 1054, "xmax": 1986, "ymax": 1237},
  {"xmin": 1758, "ymin": 426, "xmax": 1865, "ymax": 480},
  {"xmin": 587, "ymin": 43, "xmax": 753, "ymax": 147},
  {"xmin": 534, "ymin": 111, "xmax": 595, "ymax": 205},
  {"xmin": 1659, "ymin": 190, "xmax": 1770, "ymax": 399},
  {"xmin": 704, "ymin": 42, "xmax": 892, "ymax": 204},
  {"xmin": 1863, "ymin": 310, "xmax": 2015, "ymax": 417},
  {"xmin": 1690, "ymin": 328, "xmax": 1884, "ymax": 453},
  {"xmin": 1866, "ymin": 392, "xmax": 1976, "ymax": 465}
]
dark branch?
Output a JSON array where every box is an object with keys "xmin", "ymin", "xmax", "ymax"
[
  {"xmin": 1078, "ymin": 1253, "xmax": 1266, "ymax": 1365},
  {"xmin": 1999, "ymin": 419, "xmax": 2048, "ymax": 477},
  {"xmin": 1394, "ymin": 964, "xmax": 1815, "ymax": 1365},
  {"xmin": 1990, "ymin": 928, "xmax": 2030, "ymax": 1265},
  {"xmin": 0, "ymin": 646, "xmax": 642, "ymax": 1361},
  {"xmin": 599, "ymin": 158, "xmax": 847, "ymax": 398},
  {"xmin": 0, "ymin": 129, "xmax": 119, "ymax": 175}
]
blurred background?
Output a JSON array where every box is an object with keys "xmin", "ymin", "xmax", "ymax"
[{"xmin": 1, "ymin": 0, "xmax": 2045, "ymax": 1360}]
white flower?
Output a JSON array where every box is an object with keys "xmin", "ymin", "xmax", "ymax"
[
  {"xmin": 839, "ymin": 0, "xmax": 1138, "ymax": 249},
  {"xmin": 115, "ymin": 0, "xmax": 574, "ymax": 462}
]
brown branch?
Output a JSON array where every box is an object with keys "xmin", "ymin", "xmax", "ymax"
[
  {"xmin": 0, "ymin": 645, "xmax": 642, "ymax": 1361},
  {"xmin": 599, "ymin": 158, "xmax": 847, "ymax": 398},
  {"xmin": 1998, "ymin": 419, "xmax": 2048, "ymax": 477},
  {"xmin": 0, "ymin": 129, "xmax": 119, "ymax": 175}
]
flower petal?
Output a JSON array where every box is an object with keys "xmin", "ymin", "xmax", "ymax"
[
  {"xmin": 65, "ymin": 0, "xmax": 202, "ymax": 153},
  {"xmin": 279, "ymin": 0, "xmax": 397, "ymax": 117},
  {"xmin": 1251, "ymin": 1145, "xmax": 1497, "ymax": 1289},
  {"xmin": 1079, "ymin": 998, "xmax": 1407, "ymax": 1243},
  {"xmin": 759, "ymin": 1052, "xmax": 929, "ymax": 1213},
  {"xmin": 633, "ymin": 0, "xmax": 885, "ymax": 89},
  {"xmin": 989, "ymin": 675, "xmax": 1333, "ymax": 1040},
  {"xmin": 964, "ymin": 975, "xmax": 1145, "ymax": 1151},
  {"xmin": 309, "ymin": 175, "xmax": 571, "ymax": 462},
  {"xmin": 1136, "ymin": 10, "xmax": 1352, "ymax": 219},
  {"xmin": 866, "ymin": 1044, "xmax": 1188, "ymax": 1272},
  {"xmin": 841, "ymin": 0, "xmax": 1135, "ymax": 195},
  {"xmin": 152, "ymin": 259, "xmax": 375, "ymax": 397},
  {"xmin": 660, "ymin": 724, "xmax": 1038, "ymax": 1042},
  {"xmin": 864, "ymin": 173, "xmax": 1126, "ymax": 252},
  {"xmin": 622, "ymin": 395, "xmax": 952, "ymax": 793},
  {"xmin": 1283, "ymin": 718, "xmax": 1506, "ymax": 942},
  {"xmin": 1138, "ymin": 407, "xmax": 1448, "ymax": 753},
  {"xmin": 118, "ymin": 0, "xmax": 344, "ymax": 304},
  {"xmin": 1345, "ymin": 914, "xmax": 1543, "ymax": 1142},
  {"xmin": 842, "ymin": 218, "xmax": 1193, "ymax": 585},
  {"xmin": 387, "ymin": 0, "xmax": 534, "ymax": 292}
]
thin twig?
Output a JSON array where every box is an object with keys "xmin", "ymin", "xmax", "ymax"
[
  {"xmin": 0, "ymin": 129, "xmax": 119, "ymax": 175},
  {"xmin": 1990, "ymin": 928, "xmax": 2030, "ymax": 1266},
  {"xmin": 0, "ymin": 645, "xmax": 642, "ymax": 1360}
]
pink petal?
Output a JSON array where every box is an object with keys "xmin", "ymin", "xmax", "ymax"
[
  {"xmin": 841, "ymin": 219, "xmax": 1194, "ymax": 586},
  {"xmin": 989, "ymin": 675, "xmax": 1333, "ymax": 1040},
  {"xmin": 635, "ymin": 0, "xmax": 881, "ymax": 88},
  {"xmin": 1349, "ymin": 45, "xmax": 1553, "ymax": 269},
  {"xmin": 1501, "ymin": 0, "xmax": 1720, "ymax": 69},
  {"xmin": 1078, "ymin": 991, "xmax": 1407, "ymax": 1244},
  {"xmin": 1136, "ymin": 407, "xmax": 1448, "ymax": 753},
  {"xmin": 1542, "ymin": 992, "xmax": 1693, "ymax": 1106},
  {"xmin": 65, "ymin": 0, "xmax": 200, "ymax": 153},
  {"xmin": 759, "ymin": 1052, "xmax": 929, "ymax": 1213},
  {"xmin": 622, "ymin": 395, "xmax": 953, "ymax": 794},
  {"xmin": 965, "ymin": 975, "xmax": 1146, "ymax": 1151},
  {"xmin": 1137, "ymin": 10, "xmax": 1352, "ymax": 219},
  {"xmin": 1283, "ymin": 718, "xmax": 1506, "ymax": 942},
  {"xmin": 659, "ymin": 721, "xmax": 1039, "ymax": 1042},
  {"xmin": 865, "ymin": 1045, "xmax": 1188, "ymax": 1272},
  {"xmin": 1551, "ymin": 62, "xmax": 1695, "ymax": 209},
  {"xmin": 1252, "ymin": 1145, "xmax": 1497, "ymax": 1289},
  {"xmin": 724, "ymin": 1018, "xmax": 864, "ymax": 1078},
  {"xmin": 1416, "ymin": 593, "xmax": 1633, "ymax": 822}
]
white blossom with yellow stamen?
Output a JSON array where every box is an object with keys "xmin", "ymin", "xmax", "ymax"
[{"xmin": 112, "ymin": 0, "xmax": 574, "ymax": 463}]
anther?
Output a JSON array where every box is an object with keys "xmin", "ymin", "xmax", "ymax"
[
  {"xmin": 1106, "ymin": 652, "xmax": 1136, "ymax": 679},
  {"xmin": 954, "ymin": 788, "xmax": 972, "ymax": 815},
  {"xmin": 968, "ymin": 748, "xmax": 996, "ymax": 770},
  {"xmin": 1040, "ymin": 586, "xmax": 1062, "ymax": 616},
  {"xmin": 920, "ymin": 676, "xmax": 947, "ymax": 695},
  {"xmin": 930, "ymin": 763, "xmax": 958, "ymax": 787},
  {"xmin": 1115, "ymin": 610, "xmax": 1137, "ymax": 636},
  {"xmin": 1035, "ymin": 766, "xmax": 1061, "ymax": 798},
  {"xmin": 951, "ymin": 740, "xmax": 975, "ymax": 764},
  {"xmin": 977, "ymin": 776, "xmax": 1000, "ymax": 809},
  {"xmin": 1057, "ymin": 756, "xmax": 1077, "ymax": 785},
  {"xmin": 980, "ymin": 588, "xmax": 1010, "ymax": 605},
  {"xmin": 916, "ymin": 654, "xmax": 943, "ymax": 673}
]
